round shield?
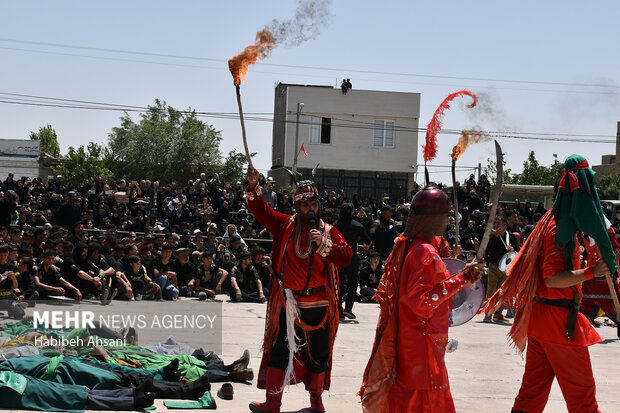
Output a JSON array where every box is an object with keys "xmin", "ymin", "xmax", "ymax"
[
  {"xmin": 499, "ymin": 251, "xmax": 518, "ymax": 272},
  {"xmin": 444, "ymin": 258, "xmax": 485, "ymax": 327}
]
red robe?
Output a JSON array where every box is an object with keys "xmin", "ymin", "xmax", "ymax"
[
  {"xmin": 360, "ymin": 234, "xmax": 469, "ymax": 413},
  {"xmin": 513, "ymin": 219, "xmax": 601, "ymax": 413},
  {"xmin": 245, "ymin": 185, "xmax": 352, "ymax": 390}
]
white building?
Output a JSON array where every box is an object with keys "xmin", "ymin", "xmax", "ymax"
[
  {"xmin": 0, "ymin": 139, "xmax": 55, "ymax": 180},
  {"xmin": 270, "ymin": 83, "xmax": 420, "ymax": 200}
]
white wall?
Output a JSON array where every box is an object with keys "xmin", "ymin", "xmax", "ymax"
[{"xmin": 283, "ymin": 86, "xmax": 420, "ymax": 173}]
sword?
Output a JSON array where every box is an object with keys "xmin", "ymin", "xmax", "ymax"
[{"xmin": 476, "ymin": 140, "xmax": 503, "ymax": 263}]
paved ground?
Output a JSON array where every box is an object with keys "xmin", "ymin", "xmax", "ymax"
[{"xmin": 4, "ymin": 298, "xmax": 620, "ymax": 412}]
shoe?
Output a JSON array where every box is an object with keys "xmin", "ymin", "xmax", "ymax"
[
  {"xmin": 101, "ymin": 289, "xmax": 109, "ymax": 305},
  {"xmin": 28, "ymin": 291, "xmax": 39, "ymax": 307},
  {"xmin": 125, "ymin": 327, "xmax": 138, "ymax": 345},
  {"xmin": 135, "ymin": 294, "xmax": 143, "ymax": 301},
  {"xmin": 343, "ymin": 310, "xmax": 356, "ymax": 320},
  {"xmin": 483, "ymin": 314, "xmax": 493, "ymax": 323},
  {"xmin": 233, "ymin": 349, "xmax": 250, "ymax": 372},
  {"xmin": 505, "ymin": 309, "xmax": 515, "ymax": 318},
  {"xmin": 493, "ymin": 314, "xmax": 510, "ymax": 322},
  {"xmin": 249, "ymin": 367, "xmax": 284, "ymax": 413},
  {"xmin": 307, "ymin": 372, "xmax": 326, "ymax": 413},
  {"xmin": 235, "ymin": 368, "xmax": 254, "ymax": 382},
  {"xmin": 217, "ymin": 383, "xmax": 234, "ymax": 400},
  {"xmin": 106, "ymin": 288, "xmax": 118, "ymax": 305},
  {"xmin": 339, "ymin": 314, "xmax": 345, "ymax": 322}
]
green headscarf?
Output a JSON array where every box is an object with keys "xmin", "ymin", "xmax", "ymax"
[{"xmin": 552, "ymin": 154, "xmax": 618, "ymax": 273}]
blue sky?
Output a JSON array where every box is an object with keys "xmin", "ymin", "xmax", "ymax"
[{"xmin": 1, "ymin": 1, "xmax": 619, "ymax": 184}]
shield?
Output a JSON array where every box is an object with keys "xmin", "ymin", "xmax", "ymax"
[
  {"xmin": 499, "ymin": 251, "xmax": 518, "ymax": 272},
  {"xmin": 444, "ymin": 258, "xmax": 484, "ymax": 327}
]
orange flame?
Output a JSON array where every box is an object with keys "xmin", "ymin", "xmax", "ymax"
[
  {"xmin": 228, "ymin": 29, "xmax": 276, "ymax": 86},
  {"xmin": 451, "ymin": 129, "xmax": 489, "ymax": 161}
]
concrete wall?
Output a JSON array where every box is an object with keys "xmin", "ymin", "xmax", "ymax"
[
  {"xmin": 0, "ymin": 156, "xmax": 44, "ymax": 180},
  {"xmin": 272, "ymin": 85, "xmax": 420, "ymax": 174}
]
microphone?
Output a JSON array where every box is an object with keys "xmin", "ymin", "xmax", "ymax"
[{"xmin": 307, "ymin": 211, "xmax": 317, "ymax": 230}]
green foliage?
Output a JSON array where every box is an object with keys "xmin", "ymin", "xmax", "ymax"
[
  {"xmin": 52, "ymin": 142, "xmax": 113, "ymax": 184},
  {"xmin": 508, "ymin": 151, "xmax": 564, "ymax": 185},
  {"xmin": 595, "ymin": 169, "xmax": 619, "ymax": 200},
  {"xmin": 219, "ymin": 149, "xmax": 255, "ymax": 184},
  {"xmin": 484, "ymin": 153, "xmax": 512, "ymax": 185},
  {"xmin": 107, "ymin": 99, "xmax": 222, "ymax": 183},
  {"xmin": 29, "ymin": 124, "xmax": 60, "ymax": 157}
]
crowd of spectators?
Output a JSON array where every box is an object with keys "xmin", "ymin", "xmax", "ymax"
[{"xmin": 0, "ymin": 170, "xmax": 552, "ymax": 320}]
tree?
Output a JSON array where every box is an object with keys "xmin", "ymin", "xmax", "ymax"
[
  {"xmin": 29, "ymin": 124, "xmax": 60, "ymax": 157},
  {"xmin": 52, "ymin": 143, "xmax": 113, "ymax": 184},
  {"xmin": 508, "ymin": 151, "xmax": 564, "ymax": 186},
  {"xmin": 484, "ymin": 153, "xmax": 512, "ymax": 185},
  {"xmin": 595, "ymin": 169, "xmax": 619, "ymax": 200},
  {"xmin": 219, "ymin": 149, "xmax": 255, "ymax": 184},
  {"xmin": 107, "ymin": 99, "xmax": 222, "ymax": 183}
]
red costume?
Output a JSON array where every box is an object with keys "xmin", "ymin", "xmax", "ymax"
[
  {"xmin": 246, "ymin": 182, "xmax": 352, "ymax": 413},
  {"xmin": 360, "ymin": 187, "xmax": 478, "ymax": 413},
  {"xmin": 511, "ymin": 220, "xmax": 601, "ymax": 413},
  {"xmin": 581, "ymin": 227, "xmax": 620, "ymax": 320},
  {"xmin": 486, "ymin": 156, "xmax": 617, "ymax": 413},
  {"xmin": 389, "ymin": 236, "xmax": 469, "ymax": 412}
]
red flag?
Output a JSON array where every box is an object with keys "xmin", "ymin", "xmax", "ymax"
[{"xmin": 300, "ymin": 144, "xmax": 308, "ymax": 158}]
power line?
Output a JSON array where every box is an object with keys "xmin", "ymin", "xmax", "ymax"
[
  {"xmin": 2, "ymin": 37, "xmax": 620, "ymax": 90},
  {"xmin": 0, "ymin": 92, "xmax": 616, "ymax": 144}
]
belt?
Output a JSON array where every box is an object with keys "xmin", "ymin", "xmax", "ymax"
[
  {"xmin": 534, "ymin": 295, "xmax": 581, "ymax": 340},
  {"xmin": 290, "ymin": 286, "xmax": 325, "ymax": 296},
  {"xmin": 533, "ymin": 296, "xmax": 573, "ymax": 309}
]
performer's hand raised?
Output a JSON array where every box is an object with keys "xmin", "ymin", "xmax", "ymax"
[
  {"xmin": 246, "ymin": 166, "xmax": 259, "ymax": 188},
  {"xmin": 593, "ymin": 259, "xmax": 611, "ymax": 278},
  {"xmin": 462, "ymin": 262, "xmax": 484, "ymax": 286}
]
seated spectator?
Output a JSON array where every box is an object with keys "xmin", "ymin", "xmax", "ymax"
[
  {"xmin": 152, "ymin": 243, "xmax": 179, "ymax": 300},
  {"xmin": 124, "ymin": 255, "xmax": 161, "ymax": 300},
  {"xmin": 174, "ymin": 248, "xmax": 198, "ymax": 297},
  {"xmin": 0, "ymin": 244, "xmax": 25, "ymax": 319},
  {"xmin": 195, "ymin": 252, "xmax": 228, "ymax": 300},
  {"xmin": 359, "ymin": 253, "xmax": 383, "ymax": 303},
  {"xmin": 15, "ymin": 256, "xmax": 39, "ymax": 306},
  {"xmin": 251, "ymin": 247, "xmax": 272, "ymax": 291},
  {"xmin": 229, "ymin": 250, "xmax": 267, "ymax": 303},
  {"xmin": 35, "ymin": 251, "xmax": 82, "ymax": 300}
]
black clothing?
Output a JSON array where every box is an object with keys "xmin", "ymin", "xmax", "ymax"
[{"xmin": 485, "ymin": 231, "xmax": 520, "ymax": 266}]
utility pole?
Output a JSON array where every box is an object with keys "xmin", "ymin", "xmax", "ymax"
[
  {"xmin": 292, "ymin": 102, "xmax": 304, "ymax": 177},
  {"xmin": 617, "ymin": 121, "xmax": 620, "ymax": 200}
]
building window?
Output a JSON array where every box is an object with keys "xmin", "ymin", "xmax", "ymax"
[
  {"xmin": 373, "ymin": 120, "xmax": 395, "ymax": 148},
  {"xmin": 310, "ymin": 116, "xmax": 331, "ymax": 144}
]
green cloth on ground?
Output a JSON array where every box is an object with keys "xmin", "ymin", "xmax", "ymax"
[
  {"xmin": 43, "ymin": 355, "xmax": 63, "ymax": 381},
  {"xmin": 0, "ymin": 355, "xmax": 122, "ymax": 390},
  {"xmin": 105, "ymin": 347, "xmax": 207, "ymax": 381},
  {"xmin": 163, "ymin": 391, "xmax": 216, "ymax": 409},
  {"xmin": 67, "ymin": 356, "xmax": 168, "ymax": 381},
  {"xmin": 0, "ymin": 370, "xmax": 27, "ymax": 394},
  {"xmin": 0, "ymin": 375, "xmax": 88, "ymax": 412}
]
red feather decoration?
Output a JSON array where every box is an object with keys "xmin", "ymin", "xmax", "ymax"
[{"xmin": 423, "ymin": 90, "xmax": 478, "ymax": 164}]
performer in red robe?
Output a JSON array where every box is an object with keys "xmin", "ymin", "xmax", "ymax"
[
  {"xmin": 486, "ymin": 155, "xmax": 617, "ymax": 413},
  {"xmin": 360, "ymin": 186, "xmax": 482, "ymax": 412},
  {"xmin": 246, "ymin": 168, "xmax": 352, "ymax": 413}
]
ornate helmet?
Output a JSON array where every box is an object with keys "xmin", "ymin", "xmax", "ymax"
[
  {"xmin": 293, "ymin": 180, "xmax": 320, "ymax": 204},
  {"xmin": 410, "ymin": 186, "xmax": 450, "ymax": 215}
]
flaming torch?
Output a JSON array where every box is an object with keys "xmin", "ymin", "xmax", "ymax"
[
  {"xmin": 450, "ymin": 129, "xmax": 490, "ymax": 245},
  {"xmin": 228, "ymin": 29, "xmax": 276, "ymax": 169}
]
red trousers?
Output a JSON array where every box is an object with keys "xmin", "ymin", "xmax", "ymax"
[{"xmin": 512, "ymin": 337, "xmax": 600, "ymax": 413}]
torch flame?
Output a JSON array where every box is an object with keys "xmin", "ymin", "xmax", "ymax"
[
  {"xmin": 451, "ymin": 129, "xmax": 489, "ymax": 161},
  {"xmin": 228, "ymin": 29, "xmax": 276, "ymax": 86}
]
